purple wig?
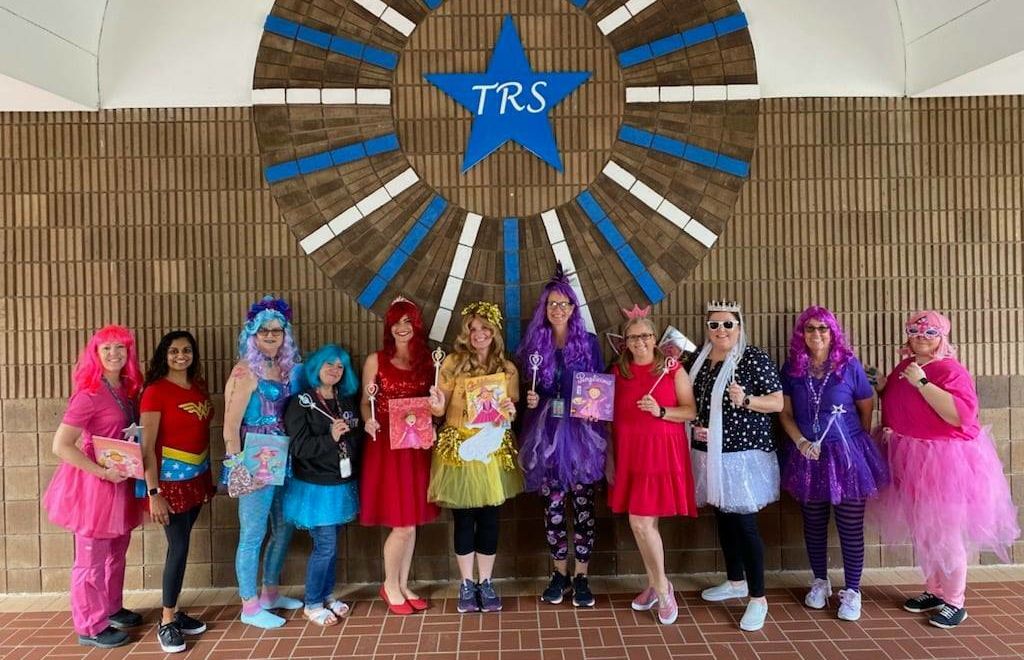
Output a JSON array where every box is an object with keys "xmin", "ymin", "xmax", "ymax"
[
  {"xmin": 517, "ymin": 278, "xmax": 592, "ymax": 389},
  {"xmin": 787, "ymin": 305, "xmax": 855, "ymax": 378},
  {"xmin": 237, "ymin": 302, "xmax": 301, "ymax": 386}
]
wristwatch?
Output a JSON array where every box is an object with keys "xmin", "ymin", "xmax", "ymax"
[
  {"xmin": 148, "ymin": 486, "xmax": 162, "ymax": 497},
  {"xmin": 917, "ymin": 377, "xmax": 929, "ymax": 388},
  {"xmin": 658, "ymin": 406, "xmax": 667, "ymax": 419},
  {"xmin": 742, "ymin": 395, "xmax": 751, "ymax": 408}
]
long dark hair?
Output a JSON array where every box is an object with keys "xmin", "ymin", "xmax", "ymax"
[{"xmin": 144, "ymin": 330, "xmax": 206, "ymax": 391}]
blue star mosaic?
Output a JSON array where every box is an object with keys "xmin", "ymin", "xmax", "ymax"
[{"xmin": 424, "ymin": 15, "xmax": 591, "ymax": 173}]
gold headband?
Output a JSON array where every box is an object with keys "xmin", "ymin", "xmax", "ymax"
[{"xmin": 461, "ymin": 301, "xmax": 503, "ymax": 330}]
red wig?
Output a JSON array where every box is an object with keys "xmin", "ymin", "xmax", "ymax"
[
  {"xmin": 72, "ymin": 325, "xmax": 143, "ymax": 398},
  {"xmin": 382, "ymin": 298, "xmax": 430, "ymax": 370}
]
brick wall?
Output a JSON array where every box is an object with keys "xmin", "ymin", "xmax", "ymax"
[{"xmin": 1, "ymin": 97, "xmax": 1021, "ymax": 593}]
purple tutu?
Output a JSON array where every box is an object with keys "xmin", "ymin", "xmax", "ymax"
[
  {"xmin": 781, "ymin": 428, "xmax": 888, "ymax": 504},
  {"xmin": 518, "ymin": 398, "xmax": 606, "ymax": 492}
]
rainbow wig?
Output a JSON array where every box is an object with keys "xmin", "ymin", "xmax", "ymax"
[
  {"xmin": 237, "ymin": 296, "xmax": 300, "ymax": 384},
  {"xmin": 303, "ymin": 343, "xmax": 359, "ymax": 397},
  {"xmin": 786, "ymin": 306, "xmax": 855, "ymax": 378},
  {"xmin": 901, "ymin": 310, "xmax": 956, "ymax": 359},
  {"xmin": 517, "ymin": 277, "xmax": 591, "ymax": 389},
  {"xmin": 72, "ymin": 324, "xmax": 143, "ymax": 398}
]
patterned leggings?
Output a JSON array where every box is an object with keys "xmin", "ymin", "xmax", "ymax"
[
  {"xmin": 543, "ymin": 483, "xmax": 597, "ymax": 564},
  {"xmin": 801, "ymin": 500, "xmax": 866, "ymax": 592}
]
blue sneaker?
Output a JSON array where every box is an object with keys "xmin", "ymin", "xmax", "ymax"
[
  {"xmin": 457, "ymin": 579, "xmax": 480, "ymax": 613},
  {"xmin": 478, "ymin": 579, "xmax": 502, "ymax": 613}
]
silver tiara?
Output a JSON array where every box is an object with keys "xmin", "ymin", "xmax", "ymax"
[{"xmin": 706, "ymin": 299, "xmax": 741, "ymax": 313}]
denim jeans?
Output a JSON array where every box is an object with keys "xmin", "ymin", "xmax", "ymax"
[
  {"xmin": 304, "ymin": 525, "xmax": 339, "ymax": 605},
  {"xmin": 235, "ymin": 485, "xmax": 294, "ymax": 600}
]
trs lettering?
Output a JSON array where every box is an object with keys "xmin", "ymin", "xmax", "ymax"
[{"xmin": 472, "ymin": 81, "xmax": 549, "ymax": 115}]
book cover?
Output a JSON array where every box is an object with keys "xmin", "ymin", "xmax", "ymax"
[
  {"xmin": 388, "ymin": 396, "xmax": 435, "ymax": 449},
  {"xmin": 242, "ymin": 433, "xmax": 289, "ymax": 486},
  {"xmin": 570, "ymin": 372, "xmax": 615, "ymax": 421},
  {"xmin": 464, "ymin": 373, "xmax": 511, "ymax": 428},
  {"xmin": 93, "ymin": 436, "xmax": 145, "ymax": 479}
]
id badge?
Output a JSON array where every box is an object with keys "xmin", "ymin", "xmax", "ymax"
[
  {"xmin": 551, "ymin": 398, "xmax": 565, "ymax": 418},
  {"xmin": 339, "ymin": 457, "xmax": 352, "ymax": 479}
]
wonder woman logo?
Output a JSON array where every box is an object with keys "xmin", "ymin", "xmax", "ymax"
[{"xmin": 179, "ymin": 400, "xmax": 213, "ymax": 420}]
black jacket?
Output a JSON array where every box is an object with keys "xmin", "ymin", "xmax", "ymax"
[{"xmin": 284, "ymin": 389, "xmax": 361, "ymax": 485}]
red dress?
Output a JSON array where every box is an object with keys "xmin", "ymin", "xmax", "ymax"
[
  {"xmin": 359, "ymin": 353, "xmax": 440, "ymax": 527},
  {"xmin": 607, "ymin": 361, "xmax": 697, "ymax": 517}
]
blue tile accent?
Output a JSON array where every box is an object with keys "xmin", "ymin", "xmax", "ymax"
[
  {"xmin": 575, "ymin": 189, "xmax": 665, "ymax": 305},
  {"xmin": 363, "ymin": 133, "xmax": 400, "ymax": 156},
  {"xmin": 264, "ymin": 15, "xmax": 299, "ymax": 39},
  {"xmin": 329, "ymin": 143, "xmax": 366, "ymax": 166},
  {"xmin": 619, "ymin": 12, "xmax": 746, "ymax": 68},
  {"xmin": 423, "ymin": 0, "xmax": 444, "ymax": 8},
  {"xmin": 620, "ymin": 124, "xmax": 751, "ymax": 178},
  {"xmin": 265, "ymin": 133, "xmax": 398, "ymax": 184},
  {"xmin": 296, "ymin": 25, "xmax": 332, "ymax": 50},
  {"xmin": 329, "ymin": 36, "xmax": 365, "ymax": 60},
  {"xmin": 503, "ymin": 218, "xmax": 521, "ymax": 350},
  {"xmin": 569, "ymin": 0, "xmax": 588, "ymax": 7},
  {"xmin": 264, "ymin": 161, "xmax": 300, "ymax": 184},
  {"xmin": 358, "ymin": 195, "xmax": 449, "ymax": 308},
  {"xmin": 297, "ymin": 151, "xmax": 334, "ymax": 175},
  {"xmin": 362, "ymin": 46, "xmax": 399, "ymax": 71}
]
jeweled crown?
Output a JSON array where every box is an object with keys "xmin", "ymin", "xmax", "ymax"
[{"xmin": 706, "ymin": 299, "xmax": 741, "ymax": 314}]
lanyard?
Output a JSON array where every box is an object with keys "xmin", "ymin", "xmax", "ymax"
[{"xmin": 102, "ymin": 378, "xmax": 137, "ymax": 427}]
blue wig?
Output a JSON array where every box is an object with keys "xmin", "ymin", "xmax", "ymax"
[{"xmin": 303, "ymin": 343, "xmax": 359, "ymax": 397}]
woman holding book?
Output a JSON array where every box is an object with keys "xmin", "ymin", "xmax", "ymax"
[
  {"xmin": 607, "ymin": 307, "xmax": 697, "ymax": 626},
  {"xmin": 221, "ymin": 296, "xmax": 303, "ymax": 628},
  {"xmin": 43, "ymin": 325, "xmax": 146, "ymax": 649},
  {"xmin": 429, "ymin": 301, "xmax": 524, "ymax": 614},
  {"xmin": 139, "ymin": 331, "xmax": 217, "ymax": 652},
  {"xmin": 359, "ymin": 297, "xmax": 445, "ymax": 615},
  {"xmin": 283, "ymin": 344, "xmax": 362, "ymax": 626},
  {"xmin": 517, "ymin": 265, "xmax": 607, "ymax": 607}
]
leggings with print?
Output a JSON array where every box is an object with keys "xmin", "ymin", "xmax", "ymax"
[{"xmin": 543, "ymin": 482, "xmax": 597, "ymax": 564}]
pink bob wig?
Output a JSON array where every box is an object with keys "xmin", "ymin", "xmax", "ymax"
[
  {"xmin": 71, "ymin": 324, "xmax": 143, "ymax": 398},
  {"xmin": 900, "ymin": 310, "xmax": 956, "ymax": 359}
]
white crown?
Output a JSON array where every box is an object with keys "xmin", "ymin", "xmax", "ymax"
[{"xmin": 706, "ymin": 299, "xmax": 741, "ymax": 313}]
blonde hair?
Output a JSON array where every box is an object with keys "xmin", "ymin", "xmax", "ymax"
[
  {"xmin": 616, "ymin": 317, "xmax": 667, "ymax": 379},
  {"xmin": 451, "ymin": 313, "xmax": 509, "ymax": 377}
]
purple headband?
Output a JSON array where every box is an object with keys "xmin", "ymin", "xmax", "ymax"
[{"xmin": 247, "ymin": 296, "xmax": 292, "ymax": 323}]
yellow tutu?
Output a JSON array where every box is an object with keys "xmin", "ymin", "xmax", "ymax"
[{"xmin": 428, "ymin": 425, "xmax": 523, "ymax": 508}]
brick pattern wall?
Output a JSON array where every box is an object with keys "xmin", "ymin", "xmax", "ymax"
[{"xmin": 1, "ymin": 96, "xmax": 1022, "ymax": 594}]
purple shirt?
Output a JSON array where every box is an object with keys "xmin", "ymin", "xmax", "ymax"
[{"xmin": 780, "ymin": 357, "xmax": 873, "ymax": 441}]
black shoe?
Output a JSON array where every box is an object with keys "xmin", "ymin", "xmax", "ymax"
[
  {"xmin": 157, "ymin": 622, "xmax": 186, "ymax": 653},
  {"xmin": 541, "ymin": 571, "xmax": 571, "ymax": 604},
  {"xmin": 903, "ymin": 592, "xmax": 945, "ymax": 613},
  {"xmin": 108, "ymin": 607, "xmax": 143, "ymax": 629},
  {"xmin": 78, "ymin": 626, "xmax": 129, "ymax": 649},
  {"xmin": 173, "ymin": 611, "xmax": 207, "ymax": 635},
  {"xmin": 929, "ymin": 604, "xmax": 968, "ymax": 629},
  {"xmin": 572, "ymin": 574, "xmax": 595, "ymax": 608}
]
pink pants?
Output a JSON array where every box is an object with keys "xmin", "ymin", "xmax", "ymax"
[
  {"xmin": 922, "ymin": 540, "xmax": 967, "ymax": 608},
  {"xmin": 71, "ymin": 533, "xmax": 131, "ymax": 636}
]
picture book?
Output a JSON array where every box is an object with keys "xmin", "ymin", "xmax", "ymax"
[
  {"xmin": 464, "ymin": 373, "xmax": 511, "ymax": 428},
  {"xmin": 242, "ymin": 433, "xmax": 289, "ymax": 486},
  {"xmin": 93, "ymin": 436, "xmax": 145, "ymax": 479},
  {"xmin": 570, "ymin": 372, "xmax": 615, "ymax": 421},
  {"xmin": 388, "ymin": 396, "xmax": 435, "ymax": 449}
]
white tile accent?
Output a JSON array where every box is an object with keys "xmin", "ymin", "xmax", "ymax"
[
  {"xmin": 624, "ymin": 0, "xmax": 656, "ymax": 14},
  {"xmin": 449, "ymin": 244, "xmax": 473, "ymax": 280},
  {"xmin": 356, "ymin": 187, "xmax": 392, "ymax": 217},
  {"xmin": 286, "ymin": 88, "xmax": 321, "ymax": 104},
  {"xmin": 431, "ymin": 212, "xmax": 485, "ymax": 343},
  {"xmin": 384, "ymin": 167, "xmax": 419, "ymax": 197},
  {"xmin": 328, "ymin": 206, "xmax": 364, "ymax": 235},
  {"xmin": 356, "ymin": 88, "xmax": 391, "ymax": 105},
  {"xmin": 538, "ymin": 208, "xmax": 595, "ymax": 333},
  {"xmin": 625, "ymin": 86, "xmax": 659, "ymax": 103},
  {"xmin": 321, "ymin": 88, "xmax": 357, "ymax": 104},
  {"xmin": 439, "ymin": 276, "xmax": 462, "ymax": 310},
  {"xmin": 381, "ymin": 8, "xmax": 416, "ymax": 36},
  {"xmin": 597, "ymin": 7, "xmax": 631, "ymax": 35},
  {"xmin": 540, "ymin": 210, "xmax": 564, "ymax": 243},
  {"xmin": 252, "ymin": 88, "xmax": 286, "ymax": 105},
  {"xmin": 299, "ymin": 224, "xmax": 335, "ymax": 254},
  {"xmin": 727, "ymin": 83, "xmax": 761, "ymax": 100},
  {"xmin": 353, "ymin": 0, "xmax": 388, "ymax": 17},
  {"xmin": 459, "ymin": 213, "xmax": 482, "ymax": 246},
  {"xmin": 659, "ymin": 86, "xmax": 694, "ymax": 102},
  {"xmin": 603, "ymin": 160, "xmax": 719, "ymax": 250},
  {"xmin": 429, "ymin": 308, "xmax": 452, "ymax": 344},
  {"xmin": 693, "ymin": 85, "xmax": 728, "ymax": 102},
  {"xmin": 625, "ymin": 84, "xmax": 763, "ymax": 104}
]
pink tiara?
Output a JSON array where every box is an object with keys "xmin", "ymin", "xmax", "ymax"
[{"xmin": 621, "ymin": 304, "xmax": 651, "ymax": 320}]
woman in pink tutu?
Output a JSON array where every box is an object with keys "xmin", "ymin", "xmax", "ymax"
[
  {"xmin": 870, "ymin": 310, "xmax": 1019, "ymax": 629},
  {"xmin": 42, "ymin": 325, "xmax": 146, "ymax": 649}
]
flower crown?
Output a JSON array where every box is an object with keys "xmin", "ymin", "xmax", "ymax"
[
  {"xmin": 706, "ymin": 299, "xmax": 741, "ymax": 314},
  {"xmin": 247, "ymin": 296, "xmax": 292, "ymax": 322},
  {"xmin": 461, "ymin": 301, "xmax": 503, "ymax": 329}
]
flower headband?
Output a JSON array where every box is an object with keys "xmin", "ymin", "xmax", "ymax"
[
  {"xmin": 247, "ymin": 296, "xmax": 292, "ymax": 322},
  {"xmin": 461, "ymin": 301, "xmax": 503, "ymax": 329}
]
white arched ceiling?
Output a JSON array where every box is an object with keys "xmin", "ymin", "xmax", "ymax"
[{"xmin": 0, "ymin": 0, "xmax": 1022, "ymax": 109}]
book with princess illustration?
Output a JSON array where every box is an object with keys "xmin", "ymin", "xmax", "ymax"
[
  {"xmin": 241, "ymin": 433, "xmax": 289, "ymax": 486},
  {"xmin": 570, "ymin": 372, "xmax": 615, "ymax": 421},
  {"xmin": 465, "ymin": 373, "xmax": 511, "ymax": 429},
  {"xmin": 389, "ymin": 397, "xmax": 435, "ymax": 449},
  {"xmin": 93, "ymin": 436, "xmax": 145, "ymax": 479}
]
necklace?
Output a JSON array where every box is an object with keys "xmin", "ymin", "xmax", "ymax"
[{"xmin": 805, "ymin": 368, "xmax": 832, "ymax": 435}]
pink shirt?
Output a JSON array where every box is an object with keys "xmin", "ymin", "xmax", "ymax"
[
  {"xmin": 63, "ymin": 386, "xmax": 131, "ymax": 451},
  {"xmin": 880, "ymin": 357, "xmax": 979, "ymax": 440}
]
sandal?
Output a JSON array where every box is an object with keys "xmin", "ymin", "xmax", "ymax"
[
  {"xmin": 302, "ymin": 607, "xmax": 338, "ymax": 627},
  {"xmin": 326, "ymin": 600, "xmax": 351, "ymax": 618}
]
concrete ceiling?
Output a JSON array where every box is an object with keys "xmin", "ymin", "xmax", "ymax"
[{"xmin": 0, "ymin": 0, "xmax": 1022, "ymax": 110}]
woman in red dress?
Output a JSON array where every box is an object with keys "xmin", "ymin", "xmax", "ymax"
[
  {"xmin": 607, "ymin": 307, "xmax": 697, "ymax": 626},
  {"xmin": 359, "ymin": 297, "xmax": 445, "ymax": 614}
]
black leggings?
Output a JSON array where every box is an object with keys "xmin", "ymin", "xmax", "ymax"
[
  {"xmin": 162, "ymin": 504, "xmax": 202, "ymax": 608},
  {"xmin": 452, "ymin": 506, "xmax": 500, "ymax": 556},
  {"xmin": 714, "ymin": 509, "xmax": 766, "ymax": 598}
]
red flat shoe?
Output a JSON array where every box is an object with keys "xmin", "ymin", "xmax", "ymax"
[
  {"xmin": 405, "ymin": 597, "xmax": 429, "ymax": 611},
  {"xmin": 379, "ymin": 586, "xmax": 414, "ymax": 615}
]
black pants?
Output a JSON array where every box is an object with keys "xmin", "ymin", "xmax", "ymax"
[
  {"xmin": 162, "ymin": 504, "xmax": 202, "ymax": 608},
  {"xmin": 714, "ymin": 509, "xmax": 766, "ymax": 597},
  {"xmin": 452, "ymin": 506, "xmax": 500, "ymax": 556}
]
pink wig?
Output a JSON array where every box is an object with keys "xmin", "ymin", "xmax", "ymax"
[
  {"xmin": 900, "ymin": 310, "xmax": 956, "ymax": 359},
  {"xmin": 72, "ymin": 325, "xmax": 143, "ymax": 398}
]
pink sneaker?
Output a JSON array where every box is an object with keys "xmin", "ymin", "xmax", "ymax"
[
  {"xmin": 631, "ymin": 586, "xmax": 658, "ymax": 611},
  {"xmin": 657, "ymin": 584, "xmax": 678, "ymax": 625}
]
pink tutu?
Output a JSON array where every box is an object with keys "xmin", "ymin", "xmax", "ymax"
[
  {"xmin": 43, "ymin": 448, "xmax": 143, "ymax": 539},
  {"xmin": 868, "ymin": 426, "xmax": 1019, "ymax": 577}
]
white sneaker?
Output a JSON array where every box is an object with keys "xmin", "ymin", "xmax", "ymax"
[
  {"xmin": 700, "ymin": 581, "xmax": 749, "ymax": 602},
  {"xmin": 804, "ymin": 578, "xmax": 832, "ymax": 609},
  {"xmin": 837, "ymin": 589, "xmax": 861, "ymax": 621},
  {"xmin": 739, "ymin": 600, "xmax": 768, "ymax": 631}
]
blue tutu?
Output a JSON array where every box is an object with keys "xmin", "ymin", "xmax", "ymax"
[{"xmin": 283, "ymin": 478, "xmax": 359, "ymax": 529}]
